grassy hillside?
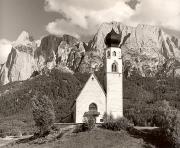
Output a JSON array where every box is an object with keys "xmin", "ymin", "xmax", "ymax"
[
  {"xmin": 0, "ymin": 68, "xmax": 82, "ymax": 135},
  {"xmin": 2, "ymin": 128, "xmax": 153, "ymax": 148},
  {"xmin": 1, "ymin": 68, "xmax": 180, "ymax": 135}
]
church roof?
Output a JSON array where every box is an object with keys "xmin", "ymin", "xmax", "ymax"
[
  {"xmin": 71, "ymin": 73, "xmax": 106, "ymax": 109},
  {"xmin": 104, "ymin": 28, "xmax": 122, "ymax": 48},
  {"xmin": 77, "ymin": 73, "xmax": 106, "ymax": 98}
]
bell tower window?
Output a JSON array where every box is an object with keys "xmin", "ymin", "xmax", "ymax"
[
  {"xmin": 107, "ymin": 51, "xmax": 110, "ymax": 58},
  {"xmin": 112, "ymin": 63, "xmax": 117, "ymax": 72},
  {"xmin": 113, "ymin": 51, "xmax": 116, "ymax": 56}
]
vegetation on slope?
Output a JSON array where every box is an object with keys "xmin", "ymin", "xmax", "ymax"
[
  {"xmin": 0, "ymin": 68, "xmax": 82, "ymax": 136},
  {"xmin": 1, "ymin": 67, "xmax": 180, "ymax": 137},
  {"xmin": 3, "ymin": 128, "xmax": 152, "ymax": 148}
]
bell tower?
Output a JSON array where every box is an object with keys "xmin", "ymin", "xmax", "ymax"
[{"xmin": 104, "ymin": 29, "xmax": 123, "ymax": 118}]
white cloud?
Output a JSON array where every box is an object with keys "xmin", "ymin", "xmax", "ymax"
[
  {"xmin": 130, "ymin": 0, "xmax": 180, "ymax": 30},
  {"xmin": 0, "ymin": 39, "xmax": 12, "ymax": 64},
  {"xmin": 46, "ymin": 19, "xmax": 81, "ymax": 38},
  {"xmin": 45, "ymin": 0, "xmax": 134, "ymax": 39},
  {"xmin": 44, "ymin": 0, "xmax": 180, "ymax": 39}
]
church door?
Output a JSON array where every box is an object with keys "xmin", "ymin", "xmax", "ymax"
[
  {"xmin": 89, "ymin": 103, "xmax": 98, "ymax": 123},
  {"xmin": 84, "ymin": 103, "xmax": 100, "ymax": 123}
]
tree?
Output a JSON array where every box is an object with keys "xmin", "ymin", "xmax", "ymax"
[
  {"xmin": 153, "ymin": 100, "xmax": 180, "ymax": 147},
  {"xmin": 31, "ymin": 92, "xmax": 55, "ymax": 136}
]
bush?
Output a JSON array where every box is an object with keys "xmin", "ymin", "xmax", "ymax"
[
  {"xmin": 153, "ymin": 100, "xmax": 180, "ymax": 147},
  {"xmin": 83, "ymin": 115, "xmax": 95, "ymax": 131},
  {"xmin": 11, "ymin": 128, "xmax": 22, "ymax": 137},
  {"xmin": 73, "ymin": 124, "xmax": 88, "ymax": 133},
  {"xmin": 0, "ymin": 133, "xmax": 7, "ymax": 138},
  {"xmin": 31, "ymin": 92, "xmax": 55, "ymax": 136},
  {"xmin": 73, "ymin": 115, "xmax": 95, "ymax": 133},
  {"xmin": 101, "ymin": 115, "xmax": 131, "ymax": 131}
]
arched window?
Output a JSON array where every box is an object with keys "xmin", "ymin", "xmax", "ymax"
[
  {"xmin": 107, "ymin": 51, "xmax": 110, "ymax": 58},
  {"xmin": 113, "ymin": 51, "xmax": 116, "ymax": 56},
  {"xmin": 89, "ymin": 103, "xmax": 97, "ymax": 111},
  {"xmin": 112, "ymin": 63, "xmax": 117, "ymax": 72}
]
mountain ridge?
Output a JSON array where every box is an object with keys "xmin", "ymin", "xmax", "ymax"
[{"xmin": 1, "ymin": 22, "xmax": 180, "ymax": 85}]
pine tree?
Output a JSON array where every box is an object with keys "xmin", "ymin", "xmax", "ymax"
[{"xmin": 31, "ymin": 92, "xmax": 55, "ymax": 136}]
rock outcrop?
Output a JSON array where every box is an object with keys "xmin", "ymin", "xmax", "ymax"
[
  {"xmin": 90, "ymin": 22, "xmax": 180, "ymax": 77},
  {"xmin": 0, "ymin": 31, "xmax": 37, "ymax": 85},
  {"xmin": 1, "ymin": 22, "xmax": 180, "ymax": 85}
]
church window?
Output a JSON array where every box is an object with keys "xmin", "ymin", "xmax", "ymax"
[
  {"xmin": 89, "ymin": 103, "xmax": 97, "ymax": 111},
  {"xmin": 112, "ymin": 63, "xmax": 117, "ymax": 72},
  {"xmin": 113, "ymin": 51, "xmax": 116, "ymax": 56},
  {"xmin": 100, "ymin": 119, "xmax": 103, "ymax": 122},
  {"xmin": 107, "ymin": 51, "xmax": 110, "ymax": 58}
]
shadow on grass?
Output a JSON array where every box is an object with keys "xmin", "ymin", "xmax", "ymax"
[
  {"xmin": 15, "ymin": 131, "xmax": 65, "ymax": 145},
  {"xmin": 127, "ymin": 127, "xmax": 173, "ymax": 148},
  {"xmin": 16, "ymin": 135, "xmax": 37, "ymax": 144}
]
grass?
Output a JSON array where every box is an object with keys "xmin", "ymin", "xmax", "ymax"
[
  {"xmin": 2, "ymin": 128, "xmax": 154, "ymax": 148},
  {"xmin": 0, "ymin": 114, "xmax": 35, "ymax": 137}
]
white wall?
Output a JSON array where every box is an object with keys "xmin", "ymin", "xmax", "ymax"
[
  {"xmin": 105, "ymin": 47, "xmax": 123, "ymax": 118},
  {"xmin": 76, "ymin": 74, "xmax": 106, "ymax": 123}
]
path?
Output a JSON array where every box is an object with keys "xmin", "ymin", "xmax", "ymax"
[{"xmin": 0, "ymin": 135, "xmax": 32, "ymax": 147}]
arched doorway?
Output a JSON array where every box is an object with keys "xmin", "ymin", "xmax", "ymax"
[
  {"xmin": 89, "ymin": 103, "xmax": 97, "ymax": 111},
  {"xmin": 84, "ymin": 103, "xmax": 100, "ymax": 123}
]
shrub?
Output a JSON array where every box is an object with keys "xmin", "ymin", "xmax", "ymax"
[
  {"xmin": 153, "ymin": 100, "xmax": 180, "ymax": 147},
  {"xmin": 11, "ymin": 128, "xmax": 22, "ymax": 137},
  {"xmin": 0, "ymin": 132, "xmax": 7, "ymax": 138},
  {"xmin": 73, "ymin": 124, "xmax": 87, "ymax": 133},
  {"xmin": 101, "ymin": 115, "xmax": 131, "ymax": 131},
  {"xmin": 31, "ymin": 92, "xmax": 55, "ymax": 136},
  {"xmin": 22, "ymin": 131, "xmax": 29, "ymax": 136},
  {"xmin": 83, "ymin": 115, "xmax": 95, "ymax": 131},
  {"xmin": 73, "ymin": 115, "xmax": 95, "ymax": 133}
]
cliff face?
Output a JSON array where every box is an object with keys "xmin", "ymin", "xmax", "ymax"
[
  {"xmin": 35, "ymin": 34, "xmax": 85, "ymax": 72},
  {"xmin": 90, "ymin": 22, "xmax": 180, "ymax": 77},
  {"xmin": 0, "ymin": 31, "xmax": 37, "ymax": 85},
  {"xmin": 1, "ymin": 22, "xmax": 180, "ymax": 85}
]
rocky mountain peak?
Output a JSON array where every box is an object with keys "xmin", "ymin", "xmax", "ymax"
[
  {"xmin": 16, "ymin": 31, "xmax": 32, "ymax": 42},
  {"xmin": 1, "ymin": 21, "xmax": 180, "ymax": 85},
  {"xmin": 90, "ymin": 21, "xmax": 180, "ymax": 77},
  {"xmin": 62, "ymin": 34, "xmax": 79, "ymax": 45}
]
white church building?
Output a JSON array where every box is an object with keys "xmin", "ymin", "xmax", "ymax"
[{"xmin": 72, "ymin": 29, "xmax": 123, "ymax": 123}]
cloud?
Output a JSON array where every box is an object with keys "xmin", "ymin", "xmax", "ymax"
[
  {"xmin": 130, "ymin": 0, "xmax": 180, "ymax": 30},
  {"xmin": 0, "ymin": 39, "xmax": 12, "ymax": 64},
  {"xmin": 44, "ymin": 0, "xmax": 180, "ymax": 40},
  {"xmin": 44, "ymin": 0, "xmax": 134, "ymax": 39},
  {"xmin": 46, "ymin": 19, "xmax": 81, "ymax": 38}
]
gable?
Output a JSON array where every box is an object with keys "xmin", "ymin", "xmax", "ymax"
[
  {"xmin": 75, "ymin": 73, "xmax": 106, "ymax": 123},
  {"xmin": 76, "ymin": 73, "xmax": 106, "ymax": 102}
]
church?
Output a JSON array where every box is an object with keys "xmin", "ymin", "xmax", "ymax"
[{"xmin": 72, "ymin": 29, "xmax": 123, "ymax": 123}]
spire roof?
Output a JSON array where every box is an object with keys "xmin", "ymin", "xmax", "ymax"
[{"xmin": 104, "ymin": 28, "xmax": 121, "ymax": 48}]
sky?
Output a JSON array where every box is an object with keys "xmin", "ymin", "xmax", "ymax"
[{"xmin": 0, "ymin": 0, "xmax": 180, "ymax": 64}]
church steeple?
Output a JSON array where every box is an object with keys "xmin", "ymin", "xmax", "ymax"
[
  {"xmin": 105, "ymin": 28, "xmax": 122, "ymax": 48},
  {"xmin": 104, "ymin": 28, "xmax": 123, "ymax": 119}
]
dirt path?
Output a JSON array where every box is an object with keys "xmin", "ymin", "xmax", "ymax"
[
  {"xmin": 0, "ymin": 135, "xmax": 32, "ymax": 147},
  {"xmin": 61, "ymin": 125, "xmax": 76, "ymax": 138}
]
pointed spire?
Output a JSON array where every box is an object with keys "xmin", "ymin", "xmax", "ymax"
[{"xmin": 104, "ymin": 28, "xmax": 122, "ymax": 48}]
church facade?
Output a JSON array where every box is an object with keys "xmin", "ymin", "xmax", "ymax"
[{"xmin": 72, "ymin": 29, "xmax": 123, "ymax": 123}]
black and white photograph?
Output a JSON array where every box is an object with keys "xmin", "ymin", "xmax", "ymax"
[{"xmin": 0, "ymin": 0, "xmax": 180, "ymax": 147}]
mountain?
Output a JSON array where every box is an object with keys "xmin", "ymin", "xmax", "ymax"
[
  {"xmin": 0, "ymin": 31, "xmax": 46, "ymax": 85},
  {"xmin": 1, "ymin": 22, "xmax": 180, "ymax": 85},
  {"xmin": 0, "ymin": 31, "xmax": 37, "ymax": 85},
  {"xmin": 90, "ymin": 22, "xmax": 180, "ymax": 77}
]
